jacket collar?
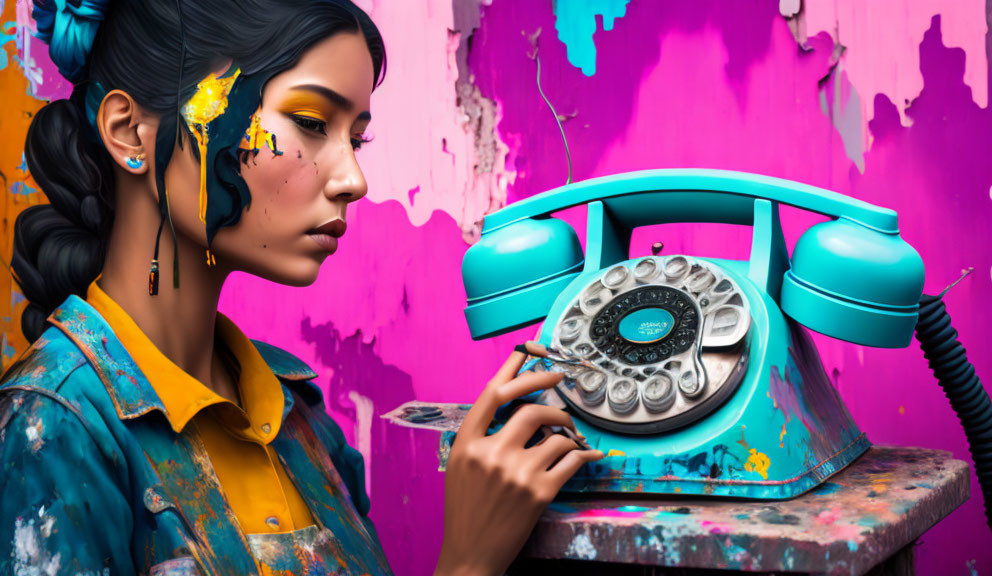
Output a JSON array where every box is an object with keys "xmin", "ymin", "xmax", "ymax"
[{"xmin": 48, "ymin": 294, "xmax": 318, "ymax": 422}]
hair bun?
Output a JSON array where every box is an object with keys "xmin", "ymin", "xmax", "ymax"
[{"xmin": 32, "ymin": 0, "xmax": 112, "ymax": 83}]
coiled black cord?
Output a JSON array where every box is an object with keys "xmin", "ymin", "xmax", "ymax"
[{"xmin": 914, "ymin": 284, "xmax": 992, "ymax": 530}]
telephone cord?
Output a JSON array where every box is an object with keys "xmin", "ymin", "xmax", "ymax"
[{"xmin": 914, "ymin": 293, "xmax": 992, "ymax": 530}]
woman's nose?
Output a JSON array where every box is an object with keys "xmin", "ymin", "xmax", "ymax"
[{"xmin": 322, "ymin": 147, "xmax": 368, "ymax": 204}]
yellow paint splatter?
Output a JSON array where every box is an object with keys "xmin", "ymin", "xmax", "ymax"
[
  {"xmin": 605, "ymin": 449, "xmax": 625, "ymax": 457},
  {"xmin": 738, "ymin": 425, "xmax": 771, "ymax": 480},
  {"xmin": 181, "ymin": 68, "xmax": 242, "ymax": 224},
  {"xmin": 745, "ymin": 448, "xmax": 771, "ymax": 480},
  {"xmin": 898, "ymin": 405, "xmax": 905, "ymax": 415},
  {"xmin": 241, "ymin": 107, "xmax": 281, "ymax": 156},
  {"xmin": 868, "ymin": 471, "xmax": 893, "ymax": 495},
  {"xmin": 779, "ymin": 423, "xmax": 787, "ymax": 448}
]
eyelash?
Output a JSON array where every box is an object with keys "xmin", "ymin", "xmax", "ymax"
[
  {"xmin": 351, "ymin": 135, "xmax": 373, "ymax": 150},
  {"xmin": 289, "ymin": 114, "xmax": 327, "ymax": 135},
  {"xmin": 289, "ymin": 114, "xmax": 371, "ymax": 150}
]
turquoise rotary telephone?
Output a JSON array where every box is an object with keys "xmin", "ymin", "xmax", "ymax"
[{"xmin": 460, "ymin": 168, "xmax": 980, "ymax": 501}]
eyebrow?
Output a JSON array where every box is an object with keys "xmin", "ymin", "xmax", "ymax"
[{"xmin": 289, "ymin": 84, "xmax": 372, "ymax": 121}]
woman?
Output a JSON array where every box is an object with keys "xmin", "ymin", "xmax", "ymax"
[{"xmin": 0, "ymin": 0, "xmax": 603, "ymax": 574}]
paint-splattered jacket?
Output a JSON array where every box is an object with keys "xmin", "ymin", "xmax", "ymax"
[{"xmin": 0, "ymin": 295, "xmax": 393, "ymax": 575}]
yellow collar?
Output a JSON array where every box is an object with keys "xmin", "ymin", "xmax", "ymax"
[{"xmin": 85, "ymin": 280, "xmax": 284, "ymax": 444}]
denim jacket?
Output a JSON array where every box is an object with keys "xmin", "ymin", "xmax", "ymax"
[{"xmin": 0, "ymin": 295, "xmax": 393, "ymax": 575}]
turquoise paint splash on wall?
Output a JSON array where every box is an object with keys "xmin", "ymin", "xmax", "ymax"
[{"xmin": 554, "ymin": 0, "xmax": 629, "ymax": 76}]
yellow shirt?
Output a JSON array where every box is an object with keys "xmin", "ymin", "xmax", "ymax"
[{"xmin": 86, "ymin": 281, "xmax": 316, "ymax": 534}]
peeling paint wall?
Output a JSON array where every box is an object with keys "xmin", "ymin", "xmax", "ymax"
[{"xmin": 2, "ymin": 0, "xmax": 991, "ymax": 574}]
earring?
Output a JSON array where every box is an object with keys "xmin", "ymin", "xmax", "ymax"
[{"xmin": 126, "ymin": 152, "xmax": 146, "ymax": 170}]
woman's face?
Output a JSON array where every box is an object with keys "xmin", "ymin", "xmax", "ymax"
[{"xmin": 164, "ymin": 30, "xmax": 374, "ymax": 286}]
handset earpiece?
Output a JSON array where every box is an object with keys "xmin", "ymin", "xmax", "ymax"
[
  {"xmin": 781, "ymin": 217, "xmax": 925, "ymax": 348},
  {"xmin": 462, "ymin": 217, "xmax": 584, "ymax": 340}
]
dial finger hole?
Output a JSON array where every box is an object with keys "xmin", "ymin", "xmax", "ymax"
[
  {"xmin": 713, "ymin": 279, "xmax": 734, "ymax": 294},
  {"xmin": 580, "ymin": 286, "xmax": 612, "ymax": 316},
  {"xmin": 686, "ymin": 269, "xmax": 716, "ymax": 293},
  {"xmin": 576, "ymin": 371, "xmax": 607, "ymax": 405},
  {"xmin": 709, "ymin": 306, "xmax": 741, "ymax": 337},
  {"xmin": 602, "ymin": 264, "xmax": 630, "ymax": 290},
  {"xmin": 678, "ymin": 370, "xmax": 703, "ymax": 398},
  {"xmin": 633, "ymin": 258, "xmax": 660, "ymax": 282},
  {"xmin": 559, "ymin": 316, "xmax": 587, "ymax": 343},
  {"xmin": 573, "ymin": 342, "xmax": 595, "ymax": 357},
  {"xmin": 607, "ymin": 378, "xmax": 639, "ymax": 414},
  {"xmin": 642, "ymin": 374, "xmax": 676, "ymax": 413},
  {"xmin": 664, "ymin": 256, "xmax": 690, "ymax": 280}
]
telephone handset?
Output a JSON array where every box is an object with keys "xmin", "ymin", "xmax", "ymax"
[
  {"xmin": 461, "ymin": 169, "xmax": 991, "ymax": 513},
  {"xmin": 464, "ymin": 168, "xmax": 923, "ymax": 347}
]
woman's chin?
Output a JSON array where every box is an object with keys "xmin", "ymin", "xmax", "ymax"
[{"xmin": 246, "ymin": 259, "xmax": 323, "ymax": 288}]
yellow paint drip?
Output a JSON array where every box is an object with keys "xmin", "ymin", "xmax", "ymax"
[
  {"xmin": 745, "ymin": 448, "xmax": 771, "ymax": 480},
  {"xmin": 181, "ymin": 68, "xmax": 242, "ymax": 224}
]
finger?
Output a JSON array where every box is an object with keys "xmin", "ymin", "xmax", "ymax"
[
  {"xmin": 493, "ymin": 370, "xmax": 565, "ymax": 405},
  {"xmin": 528, "ymin": 433, "xmax": 583, "ymax": 471},
  {"xmin": 523, "ymin": 341, "xmax": 551, "ymax": 358},
  {"xmin": 545, "ymin": 448, "xmax": 605, "ymax": 487},
  {"xmin": 491, "ymin": 350, "xmax": 529, "ymax": 386},
  {"xmin": 496, "ymin": 403, "xmax": 576, "ymax": 447},
  {"xmin": 459, "ymin": 351, "xmax": 529, "ymax": 439}
]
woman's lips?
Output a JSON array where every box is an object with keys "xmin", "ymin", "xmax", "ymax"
[
  {"xmin": 309, "ymin": 219, "xmax": 347, "ymax": 237},
  {"xmin": 307, "ymin": 233, "xmax": 338, "ymax": 253},
  {"xmin": 306, "ymin": 219, "xmax": 346, "ymax": 253}
]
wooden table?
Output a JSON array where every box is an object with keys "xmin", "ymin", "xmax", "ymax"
[{"xmin": 508, "ymin": 446, "xmax": 969, "ymax": 576}]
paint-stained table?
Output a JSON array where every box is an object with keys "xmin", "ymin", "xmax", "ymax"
[{"xmin": 507, "ymin": 446, "xmax": 969, "ymax": 576}]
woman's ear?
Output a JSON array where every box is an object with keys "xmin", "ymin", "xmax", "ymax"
[{"xmin": 97, "ymin": 89, "xmax": 158, "ymax": 178}]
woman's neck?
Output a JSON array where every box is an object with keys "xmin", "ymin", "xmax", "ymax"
[{"xmin": 99, "ymin": 184, "xmax": 235, "ymax": 399}]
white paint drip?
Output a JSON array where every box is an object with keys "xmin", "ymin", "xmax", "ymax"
[
  {"xmin": 348, "ymin": 390, "xmax": 375, "ymax": 498},
  {"xmin": 566, "ymin": 531, "xmax": 597, "ymax": 560}
]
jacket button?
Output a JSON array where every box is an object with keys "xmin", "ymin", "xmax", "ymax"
[
  {"xmin": 261, "ymin": 423, "xmax": 271, "ymax": 434},
  {"xmin": 143, "ymin": 486, "xmax": 174, "ymax": 514},
  {"xmin": 265, "ymin": 516, "xmax": 280, "ymax": 529}
]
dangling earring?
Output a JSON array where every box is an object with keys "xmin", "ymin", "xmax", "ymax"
[{"xmin": 126, "ymin": 152, "xmax": 146, "ymax": 170}]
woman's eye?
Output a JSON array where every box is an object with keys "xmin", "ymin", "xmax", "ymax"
[{"xmin": 289, "ymin": 114, "xmax": 327, "ymax": 135}]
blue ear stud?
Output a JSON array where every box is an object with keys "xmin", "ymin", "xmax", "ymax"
[{"xmin": 126, "ymin": 152, "xmax": 146, "ymax": 170}]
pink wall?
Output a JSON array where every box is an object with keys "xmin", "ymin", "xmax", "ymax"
[{"xmin": 3, "ymin": 0, "xmax": 990, "ymax": 573}]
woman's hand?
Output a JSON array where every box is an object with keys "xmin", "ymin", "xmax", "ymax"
[{"xmin": 435, "ymin": 350, "xmax": 605, "ymax": 576}]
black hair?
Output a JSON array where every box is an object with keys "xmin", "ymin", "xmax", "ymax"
[{"xmin": 13, "ymin": 0, "xmax": 386, "ymax": 342}]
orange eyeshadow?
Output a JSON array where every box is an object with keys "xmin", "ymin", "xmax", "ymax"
[{"xmin": 277, "ymin": 92, "xmax": 331, "ymax": 120}]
